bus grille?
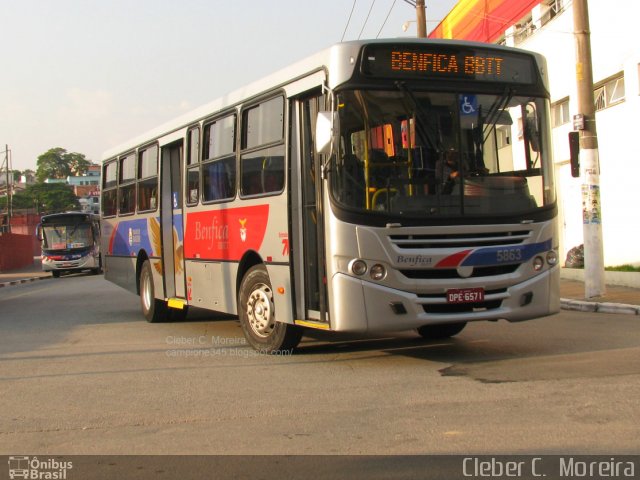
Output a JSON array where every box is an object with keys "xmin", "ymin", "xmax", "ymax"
[
  {"xmin": 400, "ymin": 264, "xmax": 519, "ymax": 279},
  {"xmin": 389, "ymin": 230, "xmax": 531, "ymax": 249},
  {"xmin": 422, "ymin": 300, "xmax": 503, "ymax": 314}
]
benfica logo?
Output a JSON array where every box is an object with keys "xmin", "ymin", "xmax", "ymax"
[{"xmin": 239, "ymin": 218, "xmax": 247, "ymax": 242}]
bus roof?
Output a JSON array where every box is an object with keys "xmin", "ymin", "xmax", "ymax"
[{"xmin": 102, "ymin": 38, "xmax": 547, "ymax": 161}]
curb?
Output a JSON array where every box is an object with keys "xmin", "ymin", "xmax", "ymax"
[
  {"xmin": 561, "ymin": 298, "xmax": 640, "ymax": 315},
  {"xmin": 0, "ymin": 276, "xmax": 51, "ymax": 288}
]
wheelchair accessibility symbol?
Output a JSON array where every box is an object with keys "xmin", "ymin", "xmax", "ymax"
[{"xmin": 460, "ymin": 94, "xmax": 478, "ymax": 115}]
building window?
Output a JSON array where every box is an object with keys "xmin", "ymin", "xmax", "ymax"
[
  {"xmin": 552, "ymin": 98, "xmax": 570, "ymax": 127},
  {"xmin": 594, "ymin": 73, "xmax": 625, "ymax": 111},
  {"xmin": 540, "ymin": 0, "xmax": 566, "ymax": 27},
  {"xmin": 513, "ymin": 15, "xmax": 535, "ymax": 45},
  {"xmin": 497, "ymin": 127, "xmax": 511, "ymax": 149}
]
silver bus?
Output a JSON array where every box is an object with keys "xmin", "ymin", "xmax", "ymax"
[{"xmin": 101, "ymin": 39, "xmax": 559, "ymax": 352}]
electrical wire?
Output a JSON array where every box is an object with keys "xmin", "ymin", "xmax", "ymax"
[
  {"xmin": 341, "ymin": 0, "xmax": 358, "ymax": 41},
  {"xmin": 376, "ymin": 0, "xmax": 397, "ymax": 38},
  {"xmin": 358, "ymin": 0, "xmax": 377, "ymax": 40}
]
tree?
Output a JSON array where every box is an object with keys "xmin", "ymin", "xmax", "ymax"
[
  {"xmin": 36, "ymin": 148, "xmax": 91, "ymax": 182},
  {"xmin": 0, "ymin": 183, "xmax": 79, "ymax": 214}
]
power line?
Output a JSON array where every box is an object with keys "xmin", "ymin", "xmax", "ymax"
[
  {"xmin": 341, "ymin": 0, "xmax": 358, "ymax": 42},
  {"xmin": 377, "ymin": 0, "xmax": 397, "ymax": 38},
  {"xmin": 358, "ymin": 0, "xmax": 377, "ymax": 40}
]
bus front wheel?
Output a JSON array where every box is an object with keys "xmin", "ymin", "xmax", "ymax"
[
  {"xmin": 417, "ymin": 322, "xmax": 467, "ymax": 339},
  {"xmin": 238, "ymin": 265, "xmax": 302, "ymax": 353},
  {"xmin": 140, "ymin": 260, "xmax": 167, "ymax": 323}
]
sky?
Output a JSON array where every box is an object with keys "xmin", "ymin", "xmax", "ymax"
[{"xmin": 1, "ymin": 0, "xmax": 458, "ymax": 172}]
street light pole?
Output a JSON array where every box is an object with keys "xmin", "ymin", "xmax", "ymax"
[{"xmin": 573, "ymin": 0, "xmax": 605, "ymax": 298}]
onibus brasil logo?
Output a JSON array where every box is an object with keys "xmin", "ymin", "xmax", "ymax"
[{"xmin": 8, "ymin": 456, "xmax": 73, "ymax": 479}]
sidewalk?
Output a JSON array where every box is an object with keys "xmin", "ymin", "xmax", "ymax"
[
  {"xmin": 0, "ymin": 257, "xmax": 51, "ymax": 287},
  {"xmin": 1, "ymin": 260, "xmax": 638, "ymax": 315},
  {"xmin": 560, "ymin": 279, "xmax": 640, "ymax": 315}
]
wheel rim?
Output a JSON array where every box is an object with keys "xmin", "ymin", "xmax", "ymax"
[
  {"xmin": 141, "ymin": 270, "xmax": 153, "ymax": 313},
  {"xmin": 246, "ymin": 283, "xmax": 275, "ymax": 337}
]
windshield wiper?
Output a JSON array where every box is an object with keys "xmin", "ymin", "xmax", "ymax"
[{"xmin": 483, "ymin": 86, "xmax": 514, "ymax": 144}]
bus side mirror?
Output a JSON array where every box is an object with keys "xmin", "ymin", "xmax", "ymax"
[
  {"xmin": 316, "ymin": 111, "xmax": 339, "ymax": 156},
  {"xmin": 35, "ymin": 223, "xmax": 43, "ymax": 242},
  {"xmin": 568, "ymin": 131, "xmax": 580, "ymax": 177}
]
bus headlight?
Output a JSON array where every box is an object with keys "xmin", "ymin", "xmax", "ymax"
[
  {"xmin": 370, "ymin": 264, "xmax": 386, "ymax": 281},
  {"xmin": 533, "ymin": 256, "xmax": 544, "ymax": 271},
  {"xmin": 350, "ymin": 259, "xmax": 367, "ymax": 276},
  {"xmin": 546, "ymin": 250, "xmax": 558, "ymax": 266}
]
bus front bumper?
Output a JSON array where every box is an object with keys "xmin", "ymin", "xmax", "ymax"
[
  {"xmin": 42, "ymin": 254, "xmax": 99, "ymax": 272},
  {"xmin": 329, "ymin": 269, "xmax": 560, "ymax": 332}
]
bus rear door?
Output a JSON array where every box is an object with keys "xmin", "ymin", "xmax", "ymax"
[{"xmin": 160, "ymin": 141, "xmax": 186, "ymax": 301}]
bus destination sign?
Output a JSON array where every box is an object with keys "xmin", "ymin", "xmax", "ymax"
[{"xmin": 361, "ymin": 45, "xmax": 536, "ymax": 84}]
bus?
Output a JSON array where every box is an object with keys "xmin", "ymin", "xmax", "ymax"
[
  {"xmin": 101, "ymin": 39, "xmax": 559, "ymax": 352},
  {"xmin": 39, "ymin": 212, "xmax": 102, "ymax": 277}
]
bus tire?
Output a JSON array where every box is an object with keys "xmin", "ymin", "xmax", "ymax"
[
  {"xmin": 417, "ymin": 322, "xmax": 467, "ymax": 339},
  {"xmin": 91, "ymin": 255, "xmax": 103, "ymax": 275},
  {"xmin": 140, "ymin": 260, "xmax": 167, "ymax": 323},
  {"xmin": 238, "ymin": 265, "xmax": 302, "ymax": 353}
]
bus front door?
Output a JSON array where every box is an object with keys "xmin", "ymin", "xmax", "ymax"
[
  {"xmin": 160, "ymin": 141, "xmax": 186, "ymax": 301},
  {"xmin": 296, "ymin": 94, "xmax": 328, "ymax": 323}
]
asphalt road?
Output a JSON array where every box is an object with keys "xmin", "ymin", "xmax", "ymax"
[{"xmin": 1, "ymin": 274, "xmax": 639, "ymax": 455}]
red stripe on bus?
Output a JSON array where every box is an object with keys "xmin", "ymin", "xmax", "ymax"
[
  {"xmin": 435, "ymin": 249, "xmax": 472, "ymax": 268},
  {"xmin": 184, "ymin": 205, "xmax": 270, "ymax": 261}
]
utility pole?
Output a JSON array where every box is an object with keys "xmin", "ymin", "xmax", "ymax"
[
  {"xmin": 3, "ymin": 145, "xmax": 11, "ymax": 233},
  {"xmin": 416, "ymin": 0, "xmax": 427, "ymax": 38},
  {"xmin": 573, "ymin": 0, "xmax": 605, "ymax": 298}
]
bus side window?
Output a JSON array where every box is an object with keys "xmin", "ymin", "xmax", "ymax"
[
  {"xmin": 263, "ymin": 156, "xmax": 284, "ymax": 193},
  {"xmin": 203, "ymin": 157, "xmax": 235, "ymax": 202},
  {"xmin": 241, "ymin": 157, "xmax": 262, "ymax": 196},
  {"xmin": 186, "ymin": 126, "xmax": 200, "ymax": 206}
]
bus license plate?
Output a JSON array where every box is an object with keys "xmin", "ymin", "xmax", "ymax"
[{"xmin": 447, "ymin": 288, "xmax": 484, "ymax": 304}]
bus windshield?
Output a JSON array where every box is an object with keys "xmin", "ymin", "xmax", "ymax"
[
  {"xmin": 330, "ymin": 89, "xmax": 554, "ymax": 219},
  {"xmin": 42, "ymin": 223, "xmax": 94, "ymax": 251}
]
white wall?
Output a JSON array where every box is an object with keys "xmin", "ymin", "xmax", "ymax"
[{"xmin": 518, "ymin": 0, "xmax": 640, "ymax": 266}]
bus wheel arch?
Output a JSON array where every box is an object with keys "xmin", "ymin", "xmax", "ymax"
[
  {"xmin": 237, "ymin": 260, "xmax": 302, "ymax": 353},
  {"xmin": 139, "ymin": 258, "xmax": 168, "ymax": 323},
  {"xmin": 135, "ymin": 251, "xmax": 150, "ymax": 295},
  {"xmin": 236, "ymin": 250, "xmax": 263, "ymax": 298}
]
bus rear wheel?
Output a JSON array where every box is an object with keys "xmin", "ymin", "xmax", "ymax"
[
  {"xmin": 140, "ymin": 260, "xmax": 167, "ymax": 323},
  {"xmin": 238, "ymin": 265, "xmax": 302, "ymax": 353},
  {"xmin": 417, "ymin": 322, "xmax": 467, "ymax": 339}
]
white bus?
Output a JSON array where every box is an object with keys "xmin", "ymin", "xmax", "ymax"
[
  {"xmin": 101, "ymin": 39, "xmax": 559, "ymax": 352},
  {"xmin": 39, "ymin": 212, "xmax": 102, "ymax": 277}
]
